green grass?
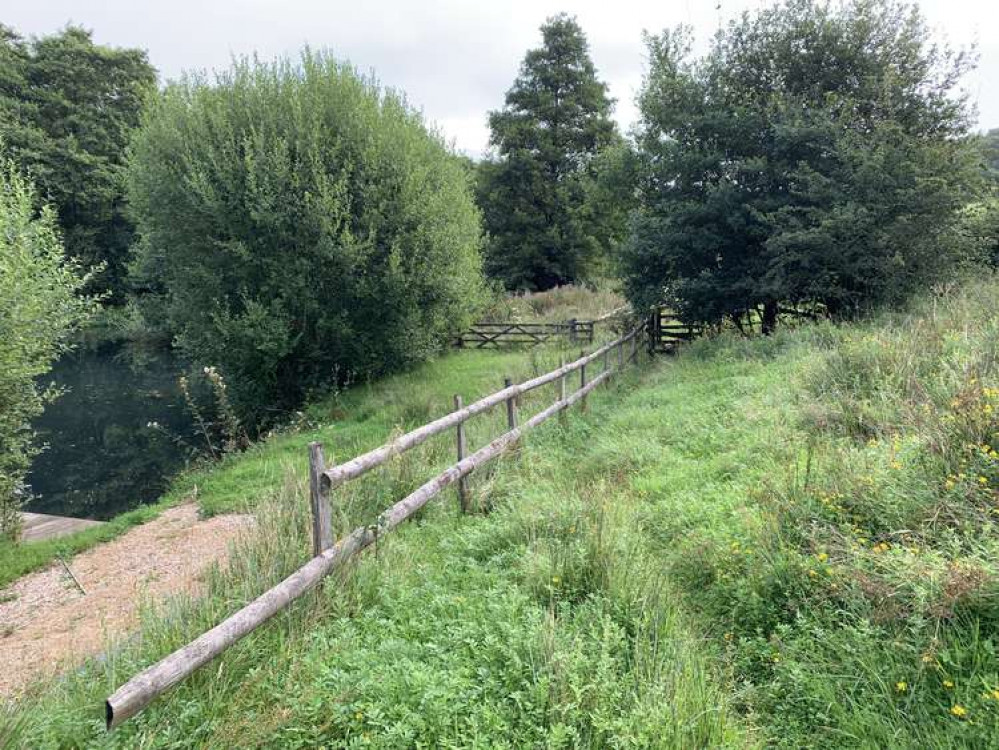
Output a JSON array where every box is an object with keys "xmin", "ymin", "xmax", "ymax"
[
  {"xmin": 0, "ymin": 339, "xmax": 596, "ymax": 588},
  {"xmin": 481, "ymin": 283, "xmax": 626, "ymax": 324},
  {"xmin": 8, "ymin": 278, "xmax": 999, "ymax": 747}
]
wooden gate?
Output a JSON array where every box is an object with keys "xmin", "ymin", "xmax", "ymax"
[
  {"xmin": 457, "ymin": 320, "xmax": 595, "ymax": 348},
  {"xmin": 649, "ymin": 308, "xmax": 699, "ymax": 353}
]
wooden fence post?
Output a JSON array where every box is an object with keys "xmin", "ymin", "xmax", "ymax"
[
  {"xmin": 454, "ymin": 395, "xmax": 469, "ymax": 513},
  {"xmin": 308, "ymin": 442, "xmax": 334, "ymax": 556},
  {"xmin": 617, "ymin": 339, "xmax": 624, "ymax": 369},
  {"xmin": 557, "ymin": 356, "xmax": 567, "ymax": 423},
  {"xmin": 504, "ymin": 377, "xmax": 518, "ymax": 430},
  {"xmin": 569, "ymin": 318, "xmax": 578, "ymax": 344},
  {"xmin": 580, "ymin": 350, "xmax": 588, "ymax": 412}
]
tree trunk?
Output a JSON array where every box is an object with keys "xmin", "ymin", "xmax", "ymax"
[{"xmin": 761, "ymin": 299, "xmax": 778, "ymax": 335}]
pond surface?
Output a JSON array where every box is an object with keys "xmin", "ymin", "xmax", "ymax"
[{"xmin": 26, "ymin": 342, "xmax": 212, "ymax": 521}]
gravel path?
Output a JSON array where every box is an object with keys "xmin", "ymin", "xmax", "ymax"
[{"xmin": 0, "ymin": 504, "xmax": 253, "ymax": 696}]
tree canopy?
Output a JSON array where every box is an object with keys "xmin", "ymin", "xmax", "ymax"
[
  {"xmin": 127, "ymin": 52, "xmax": 485, "ymax": 430},
  {"xmin": 620, "ymin": 0, "xmax": 982, "ymax": 331},
  {"xmin": 477, "ymin": 14, "xmax": 624, "ymax": 291},
  {"xmin": 0, "ymin": 24, "xmax": 155, "ymax": 302},
  {"xmin": 0, "ymin": 157, "xmax": 96, "ymax": 538}
]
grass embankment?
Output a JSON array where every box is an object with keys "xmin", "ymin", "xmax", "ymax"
[
  {"xmin": 481, "ymin": 283, "xmax": 626, "ymax": 323},
  {"xmin": 9, "ymin": 279, "xmax": 999, "ymax": 747}
]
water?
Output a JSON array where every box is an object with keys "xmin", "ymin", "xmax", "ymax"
[{"xmin": 25, "ymin": 341, "xmax": 211, "ymax": 521}]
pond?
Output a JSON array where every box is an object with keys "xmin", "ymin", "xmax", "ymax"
[{"xmin": 25, "ymin": 341, "xmax": 213, "ymax": 521}]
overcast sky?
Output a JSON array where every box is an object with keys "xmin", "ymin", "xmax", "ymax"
[{"xmin": 5, "ymin": 0, "xmax": 998, "ymax": 157}]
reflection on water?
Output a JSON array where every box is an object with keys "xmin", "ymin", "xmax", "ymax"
[{"xmin": 26, "ymin": 341, "xmax": 212, "ymax": 521}]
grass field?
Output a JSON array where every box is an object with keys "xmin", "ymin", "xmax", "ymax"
[{"xmin": 6, "ymin": 278, "xmax": 999, "ymax": 748}]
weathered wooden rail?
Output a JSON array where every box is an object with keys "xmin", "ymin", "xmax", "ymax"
[{"xmin": 105, "ymin": 323, "xmax": 647, "ymax": 728}]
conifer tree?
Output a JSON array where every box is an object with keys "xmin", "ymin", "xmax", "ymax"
[{"xmin": 478, "ymin": 14, "xmax": 620, "ymax": 290}]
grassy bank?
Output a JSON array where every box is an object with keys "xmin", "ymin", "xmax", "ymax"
[{"xmin": 8, "ymin": 279, "xmax": 999, "ymax": 747}]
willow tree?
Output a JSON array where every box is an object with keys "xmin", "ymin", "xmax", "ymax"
[
  {"xmin": 127, "ymin": 52, "xmax": 485, "ymax": 430},
  {"xmin": 0, "ymin": 158, "xmax": 96, "ymax": 538}
]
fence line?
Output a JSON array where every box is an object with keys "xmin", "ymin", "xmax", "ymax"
[{"xmin": 105, "ymin": 323, "xmax": 647, "ymax": 729}]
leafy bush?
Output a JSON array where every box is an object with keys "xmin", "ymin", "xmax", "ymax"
[
  {"xmin": 0, "ymin": 158, "xmax": 96, "ymax": 538},
  {"xmin": 127, "ymin": 51, "xmax": 485, "ymax": 430}
]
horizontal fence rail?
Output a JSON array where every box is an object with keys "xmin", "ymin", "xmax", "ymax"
[{"xmin": 105, "ymin": 323, "xmax": 647, "ymax": 729}]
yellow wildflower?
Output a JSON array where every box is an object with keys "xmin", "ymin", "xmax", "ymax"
[
  {"xmin": 950, "ymin": 705, "xmax": 967, "ymax": 718},
  {"xmin": 817, "ymin": 552, "xmax": 829, "ymax": 563},
  {"xmin": 943, "ymin": 680, "xmax": 954, "ymax": 689},
  {"xmin": 992, "ymin": 689, "xmax": 999, "ymax": 701},
  {"xmin": 896, "ymin": 681, "xmax": 907, "ymax": 693},
  {"xmin": 355, "ymin": 711, "xmax": 364, "ymax": 720},
  {"xmin": 551, "ymin": 576, "xmax": 561, "ymax": 585}
]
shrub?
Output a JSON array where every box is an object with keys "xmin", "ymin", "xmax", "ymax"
[
  {"xmin": 0, "ymin": 157, "xmax": 96, "ymax": 538},
  {"xmin": 127, "ymin": 51, "xmax": 485, "ymax": 430}
]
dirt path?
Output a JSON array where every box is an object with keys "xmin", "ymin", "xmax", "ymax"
[{"xmin": 0, "ymin": 504, "xmax": 253, "ymax": 696}]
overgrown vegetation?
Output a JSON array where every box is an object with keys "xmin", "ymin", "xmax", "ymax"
[
  {"xmin": 127, "ymin": 51, "xmax": 485, "ymax": 431},
  {"xmin": 12, "ymin": 277, "xmax": 999, "ymax": 747},
  {"xmin": 0, "ymin": 158, "xmax": 96, "ymax": 539},
  {"xmin": 621, "ymin": 0, "xmax": 985, "ymax": 331},
  {"xmin": 479, "ymin": 283, "xmax": 626, "ymax": 324}
]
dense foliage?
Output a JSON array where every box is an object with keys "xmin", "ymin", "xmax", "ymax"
[
  {"xmin": 0, "ymin": 158, "xmax": 96, "ymax": 539},
  {"xmin": 128, "ymin": 52, "xmax": 485, "ymax": 430},
  {"xmin": 0, "ymin": 25, "xmax": 155, "ymax": 302},
  {"xmin": 477, "ymin": 15, "xmax": 624, "ymax": 291},
  {"xmin": 621, "ymin": 0, "xmax": 982, "ymax": 331}
]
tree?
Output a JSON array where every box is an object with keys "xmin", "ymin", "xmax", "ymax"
[
  {"xmin": 0, "ymin": 156, "xmax": 96, "ymax": 539},
  {"xmin": 477, "ymin": 14, "xmax": 622, "ymax": 291},
  {"xmin": 0, "ymin": 25, "xmax": 156, "ymax": 302},
  {"xmin": 621, "ymin": 0, "xmax": 982, "ymax": 332},
  {"xmin": 127, "ymin": 51, "xmax": 485, "ymax": 431}
]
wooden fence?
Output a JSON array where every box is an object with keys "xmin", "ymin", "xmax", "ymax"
[
  {"xmin": 457, "ymin": 306, "xmax": 629, "ymax": 349},
  {"xmin": 649, "ymin": 307, "xmax": 700, "ymax": 353},
  {"xmin": 105, "ymin": 323, "xmax": 648, "ymax": 728},
  {"xmin": 457, "ymin": 320, "xmax": 594, "ymax": 348}
]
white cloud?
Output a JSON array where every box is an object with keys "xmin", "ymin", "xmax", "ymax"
[{"xmin": 5, "ymin": 0, "xmax": 998, "ymax": 156}]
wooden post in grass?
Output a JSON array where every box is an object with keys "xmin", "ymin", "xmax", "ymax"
[
  {"xmin": 580, "ymin": 350, "xmax": 588, "ymax": 412},
  {"xmin": 557, "ymin": 356, "xmax": 567, "ymax": 423},
  {"xmin": 504, "ymin": 377, "xmax": 518, "ymax": 430},
  {"xmin": 454, "ymin": 395, "xmax": 469, "ymax": 513},
  {"xmin": 308, "ymin": 442, "xmax": 334, "ymax": 555},
  {"xmin": 617, "ymin": 339, "xmax": 624, "ymax": 369},
  {"xmin": 569, "ymin": 318, "xmax": 578, "ymax": 344}
]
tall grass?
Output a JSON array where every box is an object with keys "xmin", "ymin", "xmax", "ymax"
[
  {"xmin": 6, "ymin": 353, "xmax": 746, "ymax": 747},
  {"xmin": 12, "ymin": 278, "xmax": 998, "ymax": 747}
]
